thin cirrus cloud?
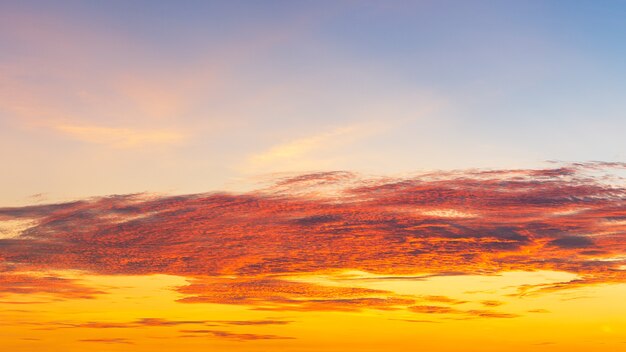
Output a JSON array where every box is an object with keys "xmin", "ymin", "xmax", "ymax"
[
  {"xmin": 51, "ymin": 123, "xmax": 186, "ymax": 148},
  {"xmin": 78, "ymin": 338, "xmax": 133, "ymax": 344},
  {"xmin": 178, "ymin": 329, "xmax": 294, "ymax": 341},
  {"xmin": 244, "ymin": 122, "xmax": 385, "ymax": 173},
  {"xmin": 17, "ymin": 317, "xmax": 293, "ymax": 330},
  {"xmin": 15, "ymin": 318, "xmax": 297, "ymax": 342},
  {"xmin": 242, "ymin": 98, "xmax": 443, "ymax": 174},
  {"xmin": 0, "ymin": 162, "xmax": 624, "ymax": 319},
  {"xmin": 0, "ymin": 273, "xmax": 104, "ymax": 299}
]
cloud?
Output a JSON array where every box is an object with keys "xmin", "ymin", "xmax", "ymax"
[
  {"xmin": 409, "ymin": 305, "xmax": 459, "ymax": 314},
  {"xmin": 213, "ymin": 319, "xmax": 294, "ymax": 326},
  {"xmin": 19, "ymin": 317, "xmax": 293, "ymax": 332},
  {"xmin": 421, "ymin": 295, "xmax": 467, "ymax": 305},
  {"xmin": 548, "ymin": 236, "xmax": 595, "ymax": 249},
  {"xmin": 515, "ymin": 272, "xmax": 626, "ymax": 296},
  {"xmin": 465, "ymin": 310, "xmax": 520, "ymax": 319},
  {"xmin": 0, "ymin": 163, "xmax": 624, "ymax": 315},
  {"xmin": 0, "ymin": 219, "xmax": 36, "ymax": 239},
  {"xmin": 72, "ymin": 318, "xmax": 210, "ymax": 329},
  {"xmin": 178, "ymin": 329, "xmax": 294, "ymax": 341},
  {"xmin": 409, "ymin": 305, "xmax": 519, "ymax": 319},
  {"xmin": 0, "ymin": 273, "xmax": 104, "ymax": 300},
  {"xmin": 52, "ymin": 123, "xmax": 185, "ymax": 148},
  {"xmin": 391, "ymin": 318, "xmax": 439, "ymax": 324},
  {"xmin": 244, "ymin": 124, "xmax": 381, "ymax": 172},
  {"xmin": 78, "ymin": 338, "xmax": 133, "ymax": 344},
  {"xmin": 528, "ymin": 309, "xmax": 550, "ymax": 313},
  {"xmin": 177, "ymin": 277, "xmax": 414, "ymax": 312}
]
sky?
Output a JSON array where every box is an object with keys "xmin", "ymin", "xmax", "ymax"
[
  {"xmin": 2, "ymin": 0, "xmax": 626, "ymax": 205},
  {"xmin": 0, "ymin": 1, "xmax": 625, "ymax": 351}
]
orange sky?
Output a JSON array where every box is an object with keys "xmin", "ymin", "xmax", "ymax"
[{"xmin": 2, "ymin": 1, "xmax": 626, "ymax": 350}]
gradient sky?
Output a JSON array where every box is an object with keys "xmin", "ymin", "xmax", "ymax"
[
  {"xmin": 1, "ymin": 1, "xmax": 625, "ymax": 351},
  {"xmin": 2, "ymin": 0, "xmax": 626, "ymax": 205}
]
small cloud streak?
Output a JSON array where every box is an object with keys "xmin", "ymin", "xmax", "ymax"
[
  {"xmin": 179, "ymin": 329, "xmax": 294, "ymax": 341},
  {"xmin": 78, "ymin": 338, "xmax": 133, "ymax": 344},
  {"xmin": 0, "ymin": 273, "xmax": 104, "ymax": 300},
  {"xmin": 245, "ymin": 123, "xmax": 382, "ymax": 172},
  {"xmin": 17, "ymin": 317, "xmax": 293, "ymax": 331},
  {"xmin": 52, "ymin": 123, "xmax": 185, "ymax": 148}
]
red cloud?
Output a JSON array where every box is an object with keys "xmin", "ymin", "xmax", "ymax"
[
  {"xmin": 78, "ymin": 338, "xmax": 133, "ymax": 344},
  {"xmin": 177, "ymin": 277, "xmax": 415, "ymax": 311},
  {"xmin": 0, "ymin": 163, "xmax": 624, "ymax": 314},
  {"xmin": 0, "ymin": 273, "xmax": 104, "ymax": 299},
  {"xmin": 178, "ymin": 329, "xmax": 294, "ymax": 341}
]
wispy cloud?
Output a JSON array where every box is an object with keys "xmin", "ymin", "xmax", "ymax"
[
  {"xmin": 52, "ymin": 123, "xmax": 185, "ymax": 148},
  {"xmin": 0, "ymin": 219, "xmax": 36, "ymax": 239},
  {"xmin": 0, "ymin": 273, "xmax": 104, "ymax": 300},
  {"xmin": 178, "ymin": 329, "xmax": 294, "ymax": 341},
  {"xmin": 20, "ymin": 317, "xmax": 293, "ymax": 330},
  {"xmin": 78, "ymin": 338, "xmax": 133, "ymax": 344},
  {"xmin": 244, "ymin": 123, "xmax": 383, "ymax": 173}
]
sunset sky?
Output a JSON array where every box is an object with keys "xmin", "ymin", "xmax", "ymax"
[{"xmin": 1, "ymin": 1, "xmax": 625, "ymax": 351}]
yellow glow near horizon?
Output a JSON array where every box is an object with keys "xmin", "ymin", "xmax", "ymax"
[{"xmin": 1, "ymin": 270, "xmax": 624, "ymax": 351}]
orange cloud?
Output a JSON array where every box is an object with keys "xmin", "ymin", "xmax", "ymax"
[
  {"xmin": 79, "ymin": 338, "xmax": 133, "ymax": 344},
  {"xmin": 177, "ymin": 277, "xmax": 414, "ymax": 312},
  {"xmin": 178, "ymin": 329, "xmax": 294, "ymax": 341},
  {"xmin": 0, "ymin": 163, "xmax": 624, "ymax": 315},
  {"xmin": 0, "ymin": 273, "xmax": 104, "ymax": 300},
  {"xmin": 11, "ymin": 317, "xmax": 293, "ymax": 331}
]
